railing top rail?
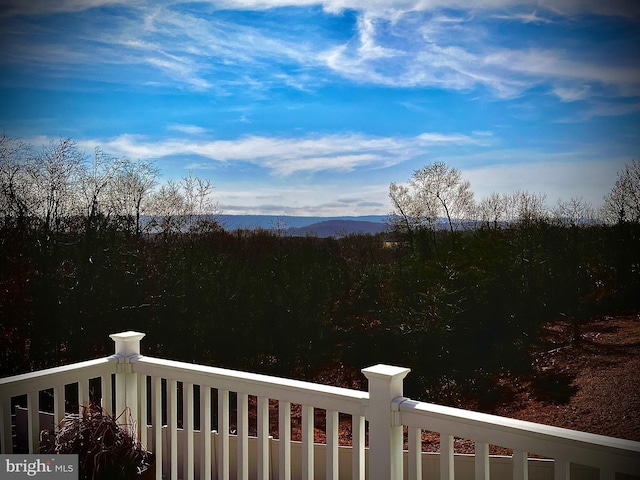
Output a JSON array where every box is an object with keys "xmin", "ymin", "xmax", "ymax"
[
  {"xmin": 134, "ymin": 355, "xmax": 369, "ymax": 416},
  {"xmin": 398, "ymin": 398, "xmax": 640, "ymax": 473},
  {"xmin": 0, "ymin": 357, "xmax": 117, "ymax": 399}
]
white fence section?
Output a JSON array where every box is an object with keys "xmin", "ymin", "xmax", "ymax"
[{"xmin": 1, "ymin": 331, "xmax": 639, "ymax": 480}]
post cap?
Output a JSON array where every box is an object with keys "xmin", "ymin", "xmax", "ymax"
[
  {"xmin": 361, "ymin": 364, "xmax": 410, "ymax": 380},
  {"xmin": 110, "ymin": 331, "xmax": 146, "ymax": 357}
]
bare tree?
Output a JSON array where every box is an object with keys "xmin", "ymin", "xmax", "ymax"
[
  {"xmin": 108, "ymin": 158, "xmax": 159, "ymax": 234},
  {"xmin": 409, "ymin": 161, "xmax": 475, "ymax": 234},
  {"xmin": 601, "ymin": 160, "xmax": 640, "ymax": 224},
  {"xmin": 28, "ymin": 138, "xmax": 84, "ymax": 234},
  {"xmin": 507, "ymin": 190, "xmax": 548, "ymax": 226},
  {"xmin": 148, "ymin": 179, "xmax": 189, "ymax": 235},
  {"xmin": 78, "ymin": 148, "xmax": 126, "ymax": 233},
  {"xmin": 0, "ymin": 134, "xmax": 32, "ymax": 227},
  {"xmin": 553, "ymin": 197, "xmax": 597, "ymax": 227},
  {"xmin": 388, "ymin": 181, "xmax": 435, "ymax": 240},
  {"xmin": 501, "ymin": 191, "xmax": 520, "ymax": 224},
  {"xmin": 476, "ymin": 192, "xmax": 508, "ymax": 229},
  {"xmin": 181, "ymin": 171, "xmax": 217, "ymax": 232}
]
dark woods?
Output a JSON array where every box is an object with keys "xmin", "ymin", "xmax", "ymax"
[
  {"xmin": 2, "ymin": 216, "xmax": 639, "ymax": 406},
  {"xmin": 1, "ymin": 135, "xmax": 639, "ymax": 407}
]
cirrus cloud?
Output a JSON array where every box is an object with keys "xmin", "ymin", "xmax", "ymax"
[{"xmin": 81, "ymin": 130, "xmax": 488, "ymax": 176}]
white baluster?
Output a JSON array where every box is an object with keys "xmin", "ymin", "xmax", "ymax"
[
  {"xmin": 185, "ymin": 382, "xmax": 195, "ymax": 480},
  {"xmin": 151, "ymin": 376, "xmax": 162, "ymax": 480},
  {"xmin": 408, "ymin": 426, "xmax": 422, "ymax": 480},
  {"xmin": 599, "ymin": 469, "xmax": 615, "ymax": 480},
  {"xmin": 475, "ymin": 442, "xmax": 489, "ymax": 480},
  {"xmin": 201, "ymin": 386, "xmax": 212, "ymax": 480},
  {"xmin": 237, "ymin": 392, "xmax": 249, "ymax": 480},
  {"xmin": 302, "ymin": 405, "xmax": 314, "ymax": 480},
  {"xmin": 326, "ymin": 409, "xmax": 339, "ymax": 480},
  {"xmin": 555, "ymin": 459, "xmax": 570, "ymax": 480},
  {"xmin": 257, "ymin": 396, "xmax": 270, "ymax": 480},
  {"xmin": 279, "ymin": 400, "xmax": 291, "ymax": 480},
  {"xmin": 218, "ymin": 389, "xmax": 230, "ymax": 480},
  {"xmin": 352, "ymin": 415, "xmax": 366, "ymax": 480},
  {"xmin": 169, "ymin": 379, "xmax": 178, "ymax": 480},
  {"xmin": 440, "ymin": 434, "xmax": 454, "ymax": 480},
  {"xmin": 101, "ymin": 374, "xmax": 112, "ymax": 416},
  {"xmin": 27, "ymin": 390, "xmax": 39, "ymax": 453},
  {"xmin": 139, "ymin": 375, "xmax": 148, "ymax": 447},
  {"xmin": 78, "ymin": 379, "xmax": 88, "ymax": 413},
  {"xmin": 513, "ymin": 451, "xmax": 528, "ymax": 480},
  {"xmin": 52, "ymin": 384, "xmax": 64, "ymax": 430}
]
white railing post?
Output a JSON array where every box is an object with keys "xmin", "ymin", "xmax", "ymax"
[
  {"xmin": 362, "ymin": 364, "xmax": 411, "ymax": 480},
  {"xmin": 110, "ymin": 331, "xmax": 145, "ymax": 437}
]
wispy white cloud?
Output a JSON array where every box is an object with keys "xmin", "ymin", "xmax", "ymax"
[
  {"xmin": 104, "ymin": 7, "xmax": 319, "ymax": 92},
  {"xmin": 2, "ymin": 0, "xmax": 638, "ymax": 102},
  {"xmin": 323, "ymin": 10, "xmax": 640, "ymax": 99},
  {"xmin": 585, "ymin": 102, "xmax": 640, "ymax": 118},
  {"xmin": 491, "ymin": 11, "xmax": 553, "ymax": 24},
  {"xmin": 552, "ymin": 84, "xmax": 592, "ymax": 102},
  {"xmin": 484, "ymin": 48, "xmax": 640, "ymax": 92},
  {"xmin": 28, "ymin": 134, "xmax": 628, "ymax": 215},
  {"xmin": 81, "ymin": 130, "xmax": 486, "ymax": 175},
  {"xmin": 211, "ymin": 0, "xmax": 639, "ymax": 19},
  {"xmin": 144, "ymin": 55, "xmax": 213, "ymax": 90},
  {"xmin": 0, "ymin": 0, "xmax": 126, "ymax": 17},
  {"xmin": 216, "ymin": 182, "xmax": 391, "ymax": 216},
  {"xmin": 167, "ymin": 124, "xmax": 209, "ymax": 135},
  {"xmin": 1, "ymin": 1, "xmax": 324, "ymax": 92},
  {"xmin": 212, "ymin": 152, "xmax": 625, "ymax": 215},
  {"xmin": 555, "ymin": 100, "xmax": 640, "ymax": 123},
  {"xmin": 5, "ymin": 0, "xmax": 638, "ymax": 19}
]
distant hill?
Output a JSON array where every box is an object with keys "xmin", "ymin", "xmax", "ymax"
[
  {"xmin": 218, "ymin": 215, "xmax": 388, "ymax": 231},
  {"xmin": 215, "ymin": 215, "xmax": 460, "ymax": 236},
  {"xmin": 142, "ymin": 214, "xmax": 456, "ymax": 236},
  {"xmin": 286, "ymin": 219, "xmax": 387, "ymax": 237}
]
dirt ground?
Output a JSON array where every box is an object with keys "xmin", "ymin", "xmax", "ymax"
[
  {"xmin": 275, "ymin": 312, "xmax": 640, "ymax": 455},
  {"xmin": 494, "ymin": 312, "xmax": 640, "ymax": 441},
  {"xmin": 421, "ymin": 312, "xmax": 640, "ymax": 453}
]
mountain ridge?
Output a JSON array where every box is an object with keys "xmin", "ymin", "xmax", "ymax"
[
  {"xmin": 286, "ymin": 219, "xmax": 387, "ymax": 237},
  {"xmin": 218, "ymin": 214, "xmax": 389, "ymax": 230}
]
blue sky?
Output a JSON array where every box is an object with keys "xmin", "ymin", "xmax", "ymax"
[{"xmin": 1, "ymin": 0, "xmax": 639, "ymax": 216}]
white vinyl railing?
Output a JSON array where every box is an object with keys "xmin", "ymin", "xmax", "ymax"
[
  {"xmin": 0, "ymin": 356, "xmax": 116, "ymax": 454},
  {"xmin": 133, "ymin": 353, "xmax": 369, "ymax": 480},
  {"xmin": 396, "ymin": 398, "xmax": 640, "ymax": 480},
  {"xmin": 1, "ymin": 331, "xmax": 639, "ymax": 480}
]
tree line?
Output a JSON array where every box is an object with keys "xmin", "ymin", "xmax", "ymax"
[
  {"xmin": 389, "ymin": 160, "xmax": 639, "ymax": 237},
  {"xmin": 1, "ymin": 135, "xmax": 639, "ymax": 407},
  {"xmin": 0, "ymin": 135, "xmax": 215, "ymax": 237}
]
